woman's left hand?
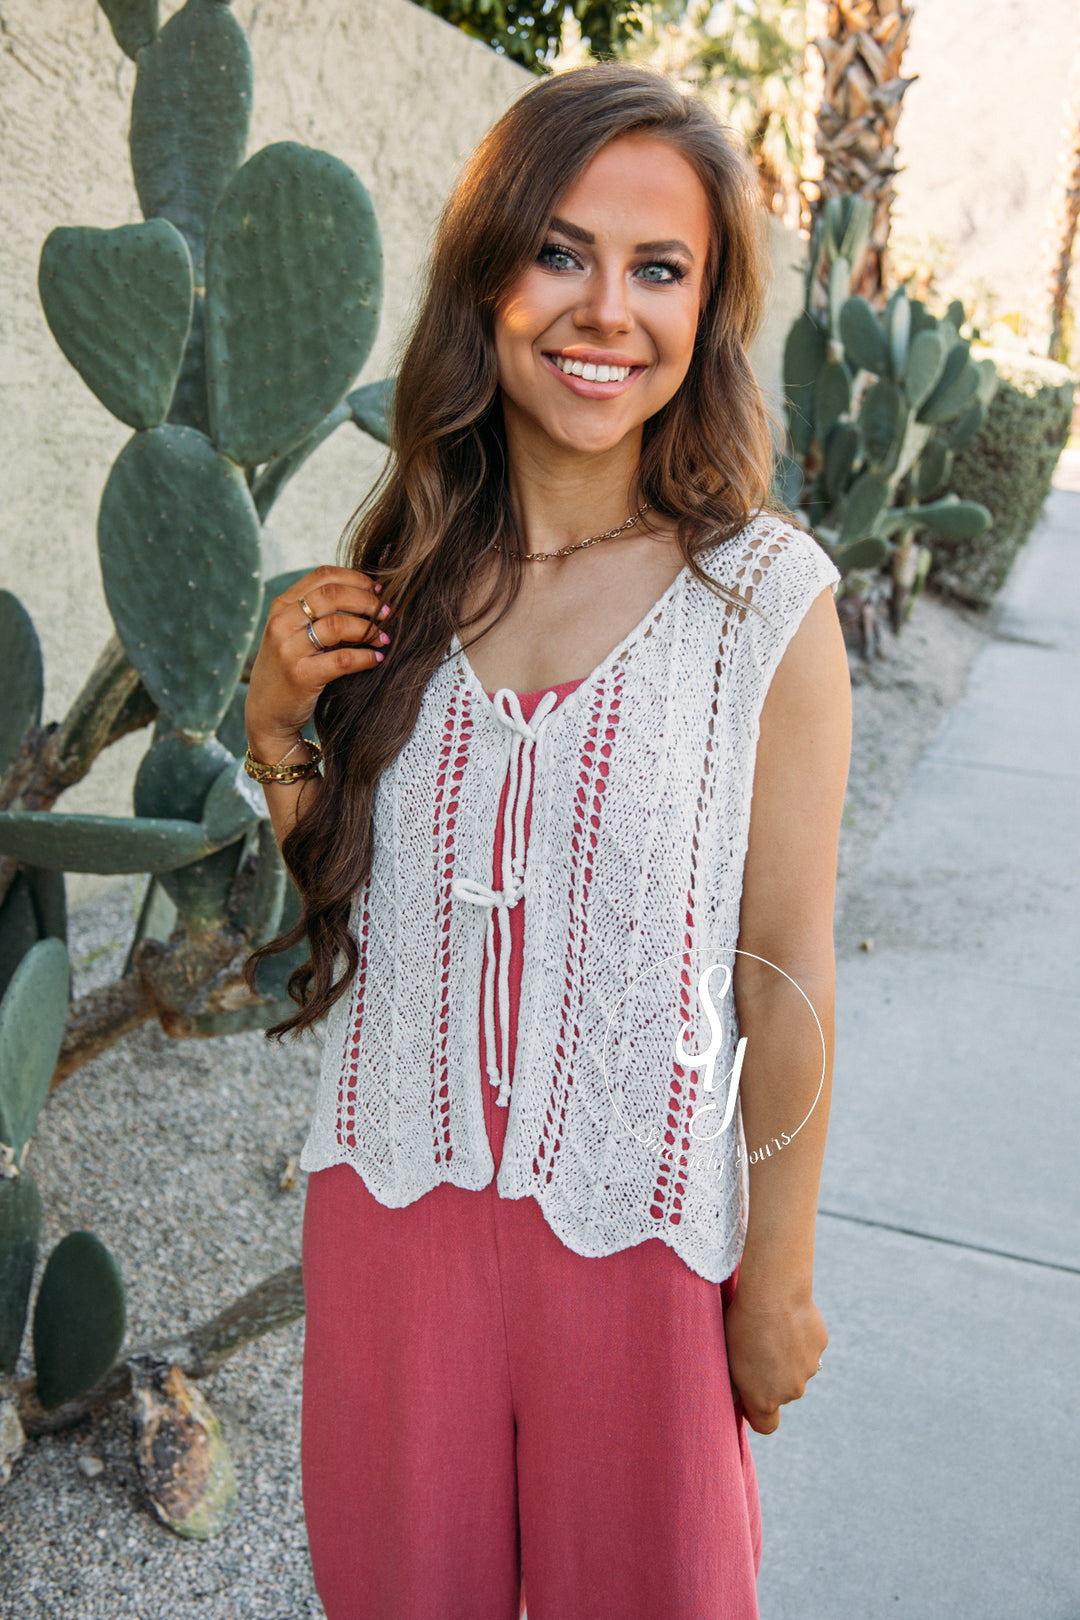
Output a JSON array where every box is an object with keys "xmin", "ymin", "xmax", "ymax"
[{"xmin": 722, "ymin": 1287, "xmax": 828, "ymax": 1435}]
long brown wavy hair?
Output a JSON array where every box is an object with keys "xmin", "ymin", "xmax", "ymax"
[{"xmin": 245, "ymin": 61, "xmax": 783, "ymax": 1041}]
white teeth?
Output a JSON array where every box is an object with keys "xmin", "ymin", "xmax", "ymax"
[{"xmin": 551, "ymin": 356, "xmax": 632, "ymax": 382}]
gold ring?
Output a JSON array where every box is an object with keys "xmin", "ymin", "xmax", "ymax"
[{"xmin": 299, "ymin": 595, "xmax": 316, "ymax": 623}]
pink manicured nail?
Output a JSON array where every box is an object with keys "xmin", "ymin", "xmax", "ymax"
[
  {"xmin": 374, "ymin": 582, "xmax": 383, "ymax": 593},
  {"xmin": 375, "ymin": 650, "xmax": 384, "ymax": 662},
  {"xmin": 378, "ymin": 630, "xmax": 391, "ymax": 645},
  {"xmin": 379, "ymin": 604, "xmax": 391, "ymax": 619}
]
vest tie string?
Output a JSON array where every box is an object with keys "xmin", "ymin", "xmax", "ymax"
[{"xmin": 451, "ymin": 686, "xmax": 560, "ymax": 1107}]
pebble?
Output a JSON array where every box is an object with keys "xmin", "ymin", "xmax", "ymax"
[{"xmin": 77, "ymin": 1455, "xmax": 104, "ymax": 1479}]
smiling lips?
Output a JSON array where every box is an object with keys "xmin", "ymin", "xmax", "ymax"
[{"xmin": 543, "ymin": 351, "xmax": 646, "ymax": 396}]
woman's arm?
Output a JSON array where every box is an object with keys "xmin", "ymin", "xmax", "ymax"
[{"xmin": 724, "ymin": 583, "xmax": 852, "ymax": 1434}]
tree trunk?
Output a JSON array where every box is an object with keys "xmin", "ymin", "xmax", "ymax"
[
  {"xmin": 800, "ymin": 0, "xmax": 917, "ymax": 307},
  {"xmin": 1028, "ymin": 33, "xmax": 1080, "ymax": 361}
]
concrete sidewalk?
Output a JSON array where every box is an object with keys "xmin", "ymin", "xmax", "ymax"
[{"xmin": 749, "ymin": 456, "xmax": 1080, "ymax": 1619}]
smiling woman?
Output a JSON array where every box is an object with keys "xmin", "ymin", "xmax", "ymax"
[{"xmin": 242, "ymin": 61, "xmax": 849, "ymax": 1620}]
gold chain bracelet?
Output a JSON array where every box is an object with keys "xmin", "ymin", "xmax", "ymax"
[{"xmin": 244, "ymin": 738, "xmax": 323, "ymax": 786}]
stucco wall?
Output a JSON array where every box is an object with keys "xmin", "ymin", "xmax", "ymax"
[{"xmin": 0, "ymin": 2, "xmax": 800, "ymax": 907}]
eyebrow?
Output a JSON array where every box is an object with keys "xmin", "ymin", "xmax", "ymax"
[{"xmin": 548, "ymin": 216, "xmax": 696, "ymax": 262}]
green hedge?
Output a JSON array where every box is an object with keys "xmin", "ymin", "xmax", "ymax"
[{"xmin": 926, "ymin": 346, "xmax": 1075, "ymax": 608}]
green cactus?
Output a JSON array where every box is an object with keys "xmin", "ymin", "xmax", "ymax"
[
  {"xmin": 32, "ymin": 1231, "xmax": 127, "ymax": 1411},
  {"xmin": 0, "ymin": 1173, "xmax": 42, "ymax": 1375},
  {"xmin": 98, "ymin": 0, "xmax": 159, "ymax": 59},
  {"xmin": 0, "ymin": 812, "xmax": 221, "ymax": 874},
  {"xmin": 0, "ymin": 868, "xmax": 66, "ymax": 1004},
  {"xmin": 0, "ymin": 939, "xmax": 70, "ymax": 1172},
  {"xmin": 38, "ymin": 222, "xmax": 193, "ymax": 431},
  {"xmin": 130, "ymin": 0, "xmax": 253, "ymax": 281},
  {"xmin": 98, "ymin": 425, "xmax": 263, "ymax": 735},
  {"xmin": 0, "ymin": 592, "xmax": 44, "ymax": 781},
  {"xmin": 205, "ymin": 142, "xmax": 384, "ymax": 467},
  {"xmin": 0, "ymin": 0, "xmax": 407, "ymax": 1527},
  {"xmin": 348, "ymin": 377, "xmax": 395, "ymax": 445},
  {"xmin": 781, "ymin": 193, "xmax": 998, "ymax": 642},
  {"xmin": 134, "ymin": 731, "xmax": 249, "ymax": 932}
]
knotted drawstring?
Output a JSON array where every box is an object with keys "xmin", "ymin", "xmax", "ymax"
[{"xmin": 451, "ymin": 687, "xmax": 561, "ymax": 1106}]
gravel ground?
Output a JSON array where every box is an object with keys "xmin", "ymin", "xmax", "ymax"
[{"xmin": 0, "ymin": 580, "xmax": 992, "ymax": 1619}]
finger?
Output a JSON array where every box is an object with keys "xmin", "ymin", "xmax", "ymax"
[
  {"xmin": 743, "ymin": 1403, "xmax": 780, "ymax": 1436},
  {"xmin": 274, "ymin": 564, "xmax": 383, "ymax": 604},
  {"xmin": 285, "ymin": 579, "xmax": 387, "ymax": 623},
  {"xmin": 294, "ymin": 642, "xmax": 385, "ymax": 685},
  {"xmin": 292, "ymin": 610, "xmax": 390, "ymax": 655}
]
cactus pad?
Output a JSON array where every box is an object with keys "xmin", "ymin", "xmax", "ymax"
[
  {"xmin": 201, "ymin": 756, "xmax": 264, "ymax": 849},
  {"xmin": 884, "ymin": 289, "xmax": 911, "ymax": 381},
  {"xmin": 839, "ymin": 296, "xmax": 889, "ymax": 376},
  {"xmin": 98, "ymin": 0, "xmax": 159, "ymax": 60},
  {"xmin": 839, "ymin": 471, "xmax": 890, "ymax": 546},
  {"xmin": 814, "ymin": 362, "xmax": 851, "ymax": 449},
  {"xmin": 0, "ymin": 867, "xmax": 66, "ymax": 1004},
  {"xmin": 32, "ymin": 1232, "xmax": 127, "ymax": 1411},
  {"xmin": 205, "ymin": 142, "xmax": 383, "ymax": 466},
  {"xmin": 167, "ymin": 293, "xmax": 211, "ymax": 437},
  {"xmin": 0, "ymin": 1172, "xmax": 42, "ymax": 1375},
  {"xmin": 907, "ymin": 496, "xmax": 991, "ymax": 539},
  {"xmin": 39, "ymin": 222, "xmax": 193, "ymax": 431},
  {"xmin": 348, "ymin": 378, "xmax": 395, "ymax": 446},
  {"xmin": 0, "ymin": 811, "xmax": 215, "ymax": 874},
  {"xmin": 98, "ymin": 426, "xmax": 262, "ymax": 734},
  {"xmin": 836, "ymin": 536, "xmax": 889, "ymax": 572},
  {"xmin": 783, "ymin": 312, "xmax": 826, "ymax": 457},
  {"xmin": 0, "ymin": 592, "xmax": 44, "ymax": 780},
  {"xmin": 0, "ymin": 938, "xmax": 69, "ymax": 1164},
  {"xmin": 130, "ymin": 0, "xmax": 252, "ymax": 280},
  {"xmin": 902, "ymin": 329, "xmax": 948, "ymax": 412},
  {"xmin": 824, "ymin": 422, "xmax": 860, "ymax": 503},
  {"xmin": 134, "ymin": 732, "xmax": 247, "ymax": 932}
]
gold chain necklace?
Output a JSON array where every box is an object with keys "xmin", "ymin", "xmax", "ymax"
[{"xmin": 491, "ymin": 502, "xmax": 651, "ymax": 562}]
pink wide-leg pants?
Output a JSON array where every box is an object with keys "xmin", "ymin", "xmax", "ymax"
[{"xmin": 300, "ymin": 1077, "xmax": 762, "ymax": 1619}]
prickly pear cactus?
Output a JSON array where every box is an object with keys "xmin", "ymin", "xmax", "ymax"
[
  {"xmin": 0, "ymin": 0, "xmax": 397, "ymax": 1060},
  {"xmin": 38, "ymin": 221, "xmax": 193, "ymax": 430},
  {"xmin": 0, "ymin": 939, "xmax": 70, "ymax": 1174},
  {"xmin": 32, "ymin": 1231, "xmax": 127, "ymax": 1411},
  {"xmin": 0, "ymin": 1174, "xmax": 42, "ymax": 1375},
  {"xmin": 780, "ymin": 193, "xmax": 998, "ymax": 646}
]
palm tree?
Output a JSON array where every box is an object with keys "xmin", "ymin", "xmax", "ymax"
[
  {"xmin": 800, "ymin": 0, "xmax": 917, "ymax": 308},
  {"xmin": 1028, "ymin": 30, "xmax": 1080, "ymax": 362}
]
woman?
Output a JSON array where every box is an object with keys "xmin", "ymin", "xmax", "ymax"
[{"xmin": 244, "ymin": 62, "xmax": 850, "ymax": 1620}]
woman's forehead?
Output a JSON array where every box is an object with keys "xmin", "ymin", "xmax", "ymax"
[{"xmin": 550, "ymin": 136, "xmax": 712, "ymax": 246}]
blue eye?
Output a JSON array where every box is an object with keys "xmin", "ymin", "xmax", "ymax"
[
  {"xmin": 538, "ymin": 243, "xmax": 579, "ymax": 271},
  {"xmin": 638, "ymin": 259, "xmax": 687, "ymax": 285}
]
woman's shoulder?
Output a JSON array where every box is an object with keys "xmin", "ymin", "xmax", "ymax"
[{"xmin": 694, "ymin": 507, "xmax": 842, "ymax": 634}]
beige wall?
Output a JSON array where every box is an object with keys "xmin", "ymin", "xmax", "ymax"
[
  {"xmin": 0, "ymin": 3, "xmax": 800, "ymax": 906},
  {"xmin": 892, "ymin": 0, "xmax": 1079, "ymax": 324}
]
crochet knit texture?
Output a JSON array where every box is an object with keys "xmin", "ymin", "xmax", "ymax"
[{"xmin": 300, "ymin": 511, "xmax": 842, "ymax": 1284}]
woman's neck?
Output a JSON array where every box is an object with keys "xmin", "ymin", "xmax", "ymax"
[{"xmin": 504, "ymin": 422, "xmax": 646, "ymax": 556}]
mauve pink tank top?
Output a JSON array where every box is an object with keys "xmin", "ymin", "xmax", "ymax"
[{"xmin": 479, "ymin": 678, "xmax": 585, "ymax": 1093}]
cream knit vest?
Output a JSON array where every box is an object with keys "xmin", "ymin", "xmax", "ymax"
[{"xmin": 299, "ymin": 511, "xmax": 842, "ymax": 1285}]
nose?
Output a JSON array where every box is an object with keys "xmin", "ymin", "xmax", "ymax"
[{"xmin": 572, "ymin": 262, "xmax": 633, "ymax": 337}]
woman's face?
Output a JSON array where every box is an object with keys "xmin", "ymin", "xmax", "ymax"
[{"xmin": 493, "ymin": 132, "xmax": 713, "ymax": 463}]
